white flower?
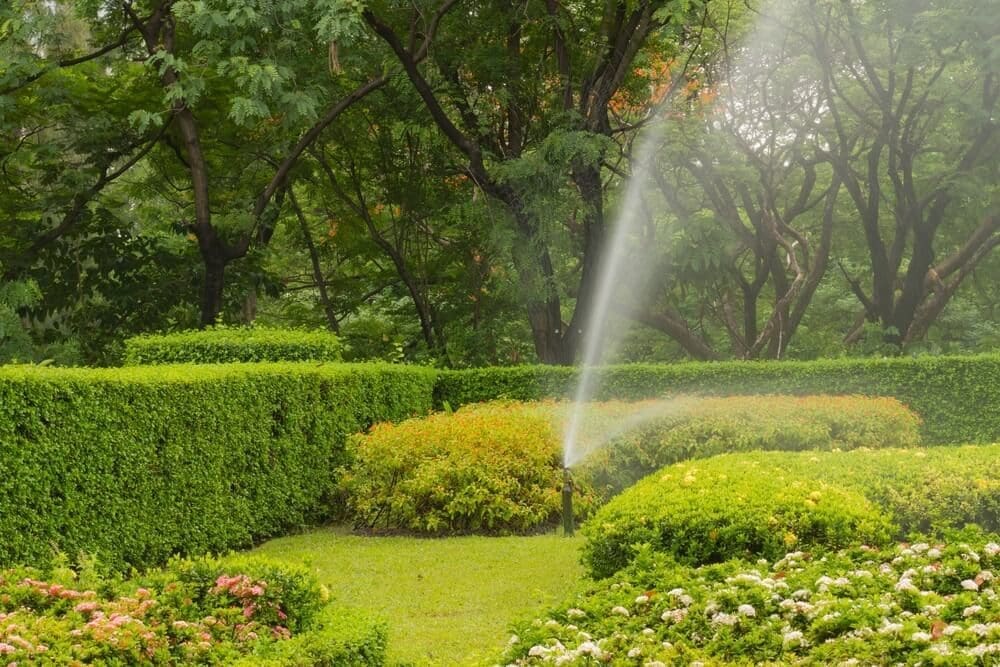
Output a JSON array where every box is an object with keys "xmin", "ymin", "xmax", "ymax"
[
  {"xmin": 507, "ymin": 634, "xmax": 519, "ymax": 646},
  {"xmin": 611, "ymin": 606, "xmax": 630, "ymax": 617},
  {"xmin": 635, "ymin": 594, "xmax": 650, "ymax": 605},
  {"xmin": 641, "ymin": 628, "xmax": 655, "ymax": 636},
  {"xmin": 644, "ymin": 662, "xmax": 667, "ymax": 667},
  {"xmin": 577, "ymin": 641, "xmax": 603, "ymax": 658},
  {"xmin": 969, "ymin": 623, "xmax": 990, "ymax": 637},
  {"xmin": 965, "ymin": 605, "xmax": 984, "ymax": 617},
  {"xmin": 879, "ymin": 620, "xmax": 904, "ymax": 635},
  {"xmin": 566, "ymin": 608, "xmax": 586, "ymax": 619},
  {"xmin": 962, "ymin": 579, "xmax": 980, "ymax": 591},
  {"xmin": 911, "ymin": 632, "xmax": 932, "ymax": 642},
  {"xmin": 912, "ymin": 543, "xmax": 930, "ymax": 553},
  {"xmin": 985, "ymin": 542, "xmax": 1000, "ymax": 556},
  {"xmin": 927, "ymin": 548, "xmax": 942, "ymax": 559},
  {"xmin": 738, "ymin": 604, "xmax": 756, "ymax": 617},
  {"xmin": 528, "ymin": 645, "xmax": 548, "ymax": 657},
  {"xmin": 943, "ymin": 624, "xmax": 962, "ymax": 636},
  {"xmin": 783, "ymin": 630, "xmax": 804, "ymax": 645},
  {"xmin": 678, "ymin": 594, "xmax": 694, "ymax": 607},
  {"xmin": 895, "ymin": 578, "xmax": 918, "ymax": 593},
  {"xmin": 661, "ymin": 608, "xmax": 687, "ymax": 624},
  {"xmin": 711, "ymin": 612, "xmax": 737, "ymax": 626},
  {"xmin": 980, "ymin": 571, "xmax": 995, "ymax": 582},
  {"xmin": 545, "ymin": 619, "xmax": 561, "ymax": 628},
  {"xmin": 627, "ymin": 647, "xmax": 642, "ymax": 658}
]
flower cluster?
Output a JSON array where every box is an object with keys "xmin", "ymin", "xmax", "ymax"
[
  {"xmin": 504, "ymin": 533, "xmax": 1000, "ymax": 665},
  {"xmin": 0, "ymin": 558, "xmax": 322, "ymax": 664}
]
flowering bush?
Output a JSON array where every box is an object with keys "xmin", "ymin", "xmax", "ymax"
[
  {"xmin": 504, "ymin": 531, "xmax": 1000, "ymax": 665},
  {"xmin": 340, "ymin": 401, "xmax": 599, "ymax": 534},
  {"xmin": 0, "ymin": 555, "xmax": 385, "ymax": 665}
]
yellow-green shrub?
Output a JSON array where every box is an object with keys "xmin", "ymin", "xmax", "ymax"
[
  {"xmin": 340, "ymin": 402, "xmax": 597, "ymax": 535},
  {"xmin": 574, "ymin": 395, "xmax": 920, "ymax": 495}
]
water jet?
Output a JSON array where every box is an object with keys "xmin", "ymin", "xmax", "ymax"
[{"xmin": 562, "ymin": 467, "xmax": 574, "ymax": 537}]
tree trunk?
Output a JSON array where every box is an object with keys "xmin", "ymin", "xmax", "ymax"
[{"xmin": 201, "ymin": 256, "xmax": 226, "ymax": 327}]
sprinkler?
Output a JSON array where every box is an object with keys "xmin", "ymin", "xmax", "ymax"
[{"xmin": 562, "ymin": 467, "xmax": 574, "ymax": 537}]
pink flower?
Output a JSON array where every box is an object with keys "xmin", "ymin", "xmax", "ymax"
[
  {"xmin": 74, "ymin": 601, "xmax": 99, "ymax": 614},
  {"xmin": 0, "ymin": 644, "xmax": 14, "ymax": 655}
]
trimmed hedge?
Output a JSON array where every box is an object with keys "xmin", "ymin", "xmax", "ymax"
[
  {"xmin": 124, "ymin": 327, "xmax": 343, "ymax": 365},
  {"xmin": 0, "ymin": 363, "xmax": 435, "ymax": 569},
  {"xmin": 434, "ymin": 353, "xmax": 1000, "ymax": 444},
  {"xmin": 582, "ymin": 445, "xmax": 1000, "ymax": 578}
]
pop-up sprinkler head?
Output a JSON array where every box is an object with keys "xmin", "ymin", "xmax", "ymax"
[{"xmin": 562, "ymin": 466, "xmax": 574, "ymax": 537}]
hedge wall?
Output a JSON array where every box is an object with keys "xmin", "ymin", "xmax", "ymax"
[
  {"xmin": 0, "ymin": 363, "xmax": 435, "ymax": 569},
  {"xmin": 435, "ymin": 354, "xmax": 1000, "ymax": 443},
  {"xmin": 124, "ymin": 328, "xmax": 342, "ymax": 365}
]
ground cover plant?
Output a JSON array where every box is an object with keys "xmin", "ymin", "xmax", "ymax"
[
  {"xmin": 252, "ymin": 527, "xmax": 584, "ymax": 665},
  {"xmin": 0, "ymin": 555, "xmax": 385, "ymax": 665},
  {"xmin": 583, "ymin": 446, "xmax": 1000, "ymax": 578},
  {"xmin": 504, "ymin": 532, "xmax": 1000, "ymax": 665}
]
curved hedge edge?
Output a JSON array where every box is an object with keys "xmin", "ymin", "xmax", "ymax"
[{"xmin": 235, "ymin": 606, "xmax": 388, "ymax": 666}]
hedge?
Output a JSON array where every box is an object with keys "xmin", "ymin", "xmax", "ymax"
[
  {"xmin": 124, "ymin": 327, "xmax": 343, "ymax": 365},
  {"xmin": 0, "ymin": 362, "xmax": 435, "ymax": 569},
  {"xmin": 582, "ymin": 445, "xmax": 1000, "ymax": 578},
  {"xmin": 434, "ymin": 353, "xmax": 1000, "ymax": 444}
]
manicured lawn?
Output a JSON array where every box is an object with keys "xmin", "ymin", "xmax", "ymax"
[{"xmin": 253, "ymin": 526, "xmax": 584, "ymax": 665}]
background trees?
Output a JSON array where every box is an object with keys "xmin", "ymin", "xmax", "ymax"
[{"xmin": 1, "ymin": 0, "xmax": 997, "ymax": 365}]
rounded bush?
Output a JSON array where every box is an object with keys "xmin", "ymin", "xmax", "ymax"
[
  {"xmin": 581, "ymin": 457, "xmax": 894, "ymax": 577},
  {"xmin": 124, "ymin": 327, "xmax": 342, "ymax": 365},
  {"xmin": 340, "ymin": 402, "xmax": 598, "ymax": 535},
  {"xmin": 582, "ymin": 445, "xmax": 1000, "ymax": 578}
]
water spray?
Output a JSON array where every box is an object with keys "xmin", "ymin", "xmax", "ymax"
[{"xmin": 562, "ymin": 466, "xmax": 574, "ymax": 537}]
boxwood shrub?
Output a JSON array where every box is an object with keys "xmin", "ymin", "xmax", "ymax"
[
  {"xmin": 0, "ymin": 554, "xmax": 386, "ymax": 665},
  {"xmin": 582, "ymin": 445, "xmax": 1000, "ymax": 579},
  {"xmin": 124, "ymin": 327, "xmax": 343, "ymax": 365},
  {"xmin": 0, "ymin": 363, "xmax": 435, "ymax": 568},
  {"xmin": 434, "ymin": 353, "xmax": 1000, "ymax": 444}
]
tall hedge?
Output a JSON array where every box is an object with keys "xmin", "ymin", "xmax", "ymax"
[
  {"xmin": 0, "ymin": 363, "xmax": 434, "ymax": 569},
  {"xmin": 435, "ymin": 354, "xmax": 1000, "ymax": 443},
  {"xmin": 124, "ymin": 328, "xmax": 343, "ymax": 365}
]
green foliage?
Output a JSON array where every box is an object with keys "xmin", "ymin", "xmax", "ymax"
[
  {"xmin": 582, "ymin": 445, "xmax": 1000, "ymax": 579},
  {"xmin": 0, "ymin": 554, "xmax": 385, "ymax": 665},
  {"xmin": 123, "ymin": 326, "xmax": 343, "ymax": 365},
  {"xmin": 574, "ymin": 395, "xmax": 921, "ymax": 497},
  {"xmin": 581, "ymin": 457, "xmax": 893, "ymax": 578},
  {"xmin": 0, "ymin": 271, "xmax": 40, "ymax": 364},
  {"xmin": 434, "ymin": 353, "xmax": 1000, "ymax": 444},
  {"xmin": 504, "ymin": 532, "xmax": 1000, "ymax": 665},
  {"xmin": 0, "ymin": 362, "xmax": 435, "ymax": 568},
  {"xmin": 340, "ymin": 402, "xmax": 598, "ymax": 535}
]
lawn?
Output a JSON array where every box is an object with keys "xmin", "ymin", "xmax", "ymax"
[{"xmin": 253, "ymin": 526, "xmax": 584, "ymax": 665}]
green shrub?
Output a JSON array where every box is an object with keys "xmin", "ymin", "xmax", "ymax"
[
  {"xmin": 340, "ymin": 402, "xmax": 599, "ymax": 535},
  {"xmin": 0, "ymin": 555, "xmax": 386, "ymax": 665},
  {"xmin": 581, "ymin": 458, "xmax": 893, "ymax": 578},
  {"xmin": 504, "ymin": 532, "xmax": 1000, "ymax": 666},
  {"xmin": 124, "ymin": 327, "xmax": 343, "ymax": 365},
  {"xmin": 434, "ymin": 353, "xmax": 1000, "ymax": 444},
  {"xmin": 582, "ymin": 445, "xmax": 1000, "ymax": 578},
  {"xmin": 572, "ymin": 395, "xmax": 920, "ymax": 496},
  {"xmin": 0, "ymin": 363, "xmax": 435, "ymax": 568}
]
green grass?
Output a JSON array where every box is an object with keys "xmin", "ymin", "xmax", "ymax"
[{"xmin": 252, "ymin": 526, "xmax": 584, "ymax": 665}]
